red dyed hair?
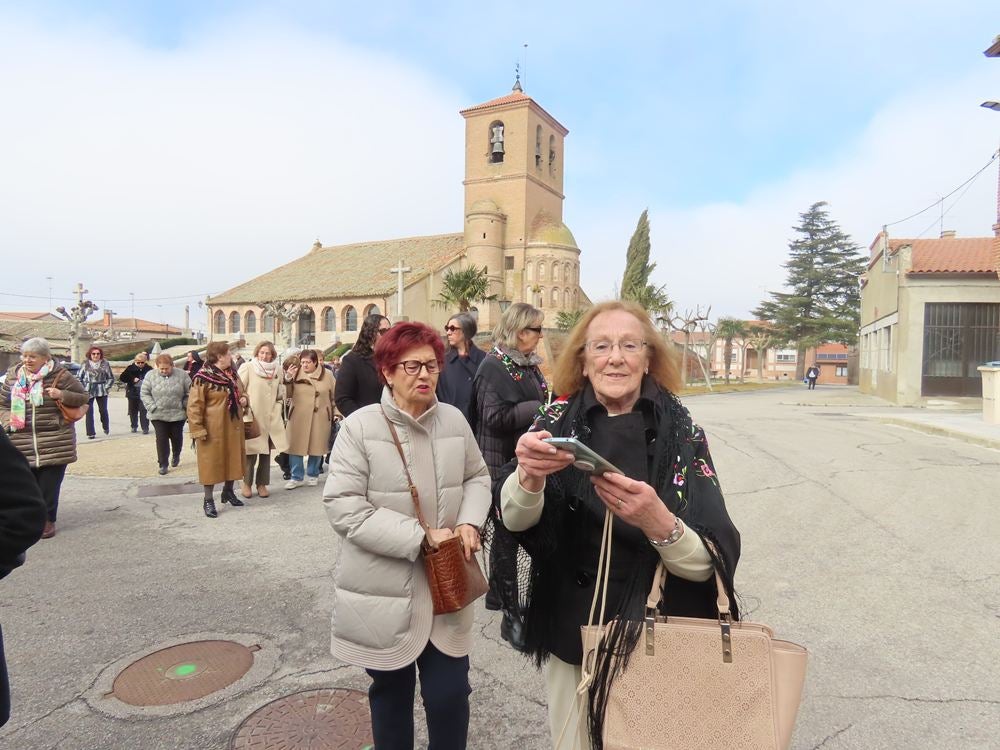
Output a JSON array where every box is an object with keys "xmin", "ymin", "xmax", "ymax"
[
  {"xmin": 374, "ymin": 322, "xmax": 445, "ymax": 385},
  {"xmin": 86, "ymin": 346, "xmax": 105, "ymax": 358}
]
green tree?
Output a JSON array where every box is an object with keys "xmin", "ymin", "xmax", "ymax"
[
  {"xmin": 716, "ymin": 317, "xmax": 747, "ymax": 384},
  {"xmin": 435, "ymin": 266, "xmax": 497, "ymax": 312},
  {"xmin": 620, "ymin": 209, "xmax": 672, "ymax": 321},
  {"xmin": 753, "ymin": 202, "xmax": 865, "ymax": 379},
  {"xmin": 555, "ymin": 308, "xmax": 586, "ymax": 331}
]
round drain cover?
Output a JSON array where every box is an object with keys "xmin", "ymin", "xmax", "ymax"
[
  {"xmin": 231, "ymin": 688, "xmax": 373, "ymax": 750},
  {"xmin": 112, "ymin": 640, "xmax": 255, "ymax": 706}
]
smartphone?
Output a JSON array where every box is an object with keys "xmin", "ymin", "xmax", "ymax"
[{"xmin": 542, "ymin": 437, "xmax": 623, "ymax": 476}]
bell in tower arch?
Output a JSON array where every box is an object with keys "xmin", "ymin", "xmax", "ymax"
[{"xmin": 490, "ymin": 122, "xmax": 505, "ymax": 163}]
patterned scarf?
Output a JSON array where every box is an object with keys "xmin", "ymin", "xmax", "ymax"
[
  {"xmin": 193, "ymin": 364, "xmax": 241, "ymax": 418},
  {"xmin": 10, "ymin": 360, "xmax": 54, "ymax": 431}
]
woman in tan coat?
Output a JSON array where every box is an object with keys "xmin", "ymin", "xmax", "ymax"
[
  {"xmin": 284, "ymin": 349, "xmax": 334, "ymax": 489},
  {"xmin": 237, "ymin": 341, "xmax": 289, "ymax": 499},
  {"xmin": 187, "ymin": 342, "xmax": 248, "ymax": 518}
]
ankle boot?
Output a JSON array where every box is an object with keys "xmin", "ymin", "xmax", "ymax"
[
  {"xmin": 500, "ymin": 609, "xmax": 529, "ymax": 653},
  {"xmin": 221, "ymin": 487, "xmax": 243, "ymax": 506},
  {"xmin": 203, "ymin": 498, "xmax": 218, "ymax": 518}
]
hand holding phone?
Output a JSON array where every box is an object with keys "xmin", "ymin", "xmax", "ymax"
[{"xmin": 541, "ymin": 437, "xmax": 623, "ymax": 476}]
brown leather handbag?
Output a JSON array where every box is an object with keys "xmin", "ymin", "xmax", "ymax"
[
  {"xmin": 52, "ymin": 369, "xmax": 89, "ymax": 424},
  {"xmin": 243, "ymin": 405, "xmax": 261, "ymax": 440},
  {"xmin": 382, "ymin": 411, "xmax": 489, "ymax": 615},
  {"xmin": 573, "ymin": 510, "xmax": 808, "ymax": 750}
]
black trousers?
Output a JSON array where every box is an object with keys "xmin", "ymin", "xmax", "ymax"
[
  {"xmin": 0, "ymin": 625, "xmax": 9, "ymax": 727},
  {"xmin": 365, "ymin": 642, "xmax": 470, "ymax": 750},
  {"xmin": 126, "ymin": 395, "xmax": 149, "ymax": 431},
  {"xmin": 151, "ymin": 420, "xmax": 184, "ymax": 467},
  {"xmin": 31, "ymin": 464, "xmax": 67, "ymax": 523},
  {"xmin": 85, "ymin": 395, "xmax": 110, "ymax": 436}
]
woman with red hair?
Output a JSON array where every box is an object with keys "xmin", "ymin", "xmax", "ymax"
[
  {"xmin": 79, "ymin": 346, "xmax": 114, "ymax": 439},
  {"xmin": 323, "ymin": 321, "xmax": 491, "ymax": 749}
]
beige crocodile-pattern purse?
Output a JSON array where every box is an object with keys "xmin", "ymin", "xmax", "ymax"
[{"xmin": 575, "ymin": 510, "xmax": 808, "ymax": 750}]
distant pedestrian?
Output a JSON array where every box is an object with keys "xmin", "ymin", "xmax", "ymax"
[
  {"xmin": 284, "ymin": 349, "xmax": 334, "ymax": 489},
  {"xmin": 141, "ymin": 354, "xmax": 191, "ymax": 475},
  {"xmin": 119, "ymin": 353, "xmax": 153, "ymax": 433},
  {"xmin": 184, "ymin": 350, "xmax": 203, "ymax": 380},
  {"xmin": 237, "ymin": 341, "xmax": 288, "ymax": 499},
  {"xmin": 273, "ymin": 354, "xmax": 301, "ymax": 482},
  {"xmin": 0, "ymin": 430, "xmax": 47, "ymax": 727},
  {"xmin": 0, "ymin": 338, "xmax": 88, "ymax": 539},
  {"xmin": 806, "ymin": 364, "xmax": 819, "ymax": 390},
  {"xmin": 187, "ymin": 342, "xmax": 247, "ymax": 518},
  {"xmin": 232, "ymin": 353, "xmax": 246, "ymax": 372},
  {"xmin": 79, "ymin": 345, "xmax": 114, "ymax": 439},
  {"xmin": 335, "ymin": 314, "xmax": 391, "ymax": 417},
  {"xmin": 436, "ymin": 312, "xmax": 485, "ymax": 423}
]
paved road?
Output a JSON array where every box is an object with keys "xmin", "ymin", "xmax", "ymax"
[{"xmin": 1, "ymin": 386, "xmax": 997, "ymax": 749}]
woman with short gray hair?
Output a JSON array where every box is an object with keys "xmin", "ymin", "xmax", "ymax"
[
  {"xmin": 436, "ymin": 311, "xmax": 485, "ymax": 423},
  {"xmin": 0, "ymin": 338, "xmax": 88, "ymax": 539}
]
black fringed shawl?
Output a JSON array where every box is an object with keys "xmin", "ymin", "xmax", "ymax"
[
  {"xmin": 193, "ymin": 364, "xmax": 241, "ymax": 419},
  {"xmin": 494, "ymin": 377, "xmax": 741, "ymax": 748}
]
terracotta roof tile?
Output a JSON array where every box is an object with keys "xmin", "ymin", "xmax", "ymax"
[
  {"xmin": 207, "ymin": 233, "xmax": 466, "ymax": 305},
  {"xmin": 90, "ymin": 317, "xmax": 182, "ymax": 333},
  {"xmin": 459, "ymin": 91, "xmax": 531, "ymax": 114},
  {"xmin": 892, "ymin": 237, "xmax": 999, "ymax": 275}
]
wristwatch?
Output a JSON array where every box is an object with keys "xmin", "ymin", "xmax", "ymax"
[{"xmin": 648, "ymin": 516, "xmax": 683, "ymax": 547}]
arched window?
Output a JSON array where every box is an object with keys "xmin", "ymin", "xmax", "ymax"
[
  {"xmin": 298, "ymin": 307, "xmax": 315, "ymax": 345},
  {"xmin": 214, "ymin": 310, "xmax": 226, "ymax": 334},
  {"xmin": 229, "ymin": 311, "xmax": 240, "ymax": 334},
  {"xmin": 363, "ymin": 304, "xmax": 381, "ymax": 318},
  {"xmin": 525, "ymin": 263, "xmax": 533, "ymax": 282},
  {"xmin": 489, "ymin": 120, "xmax": 505, "ymax": 163},
  {"xmin": 525, "ymin": 285, "xmax": 533, "ymax": 303},
  {"xmin": 343, "ymin": 305, "xmax": 358, "ymax": 332},
  {"xmin": 563, "ymin": 263, "xmax": 570, "ymax": 283},
  {"xmin": 535, "ymin": 125, "xmax": 542, "ymax": 169},
  {"xmin": 564, "ymin": 289, "xmax": 570, "ymax": 308},
  {"xmin": 551, "ymin": 287, "xmax": 560, "ymax": 306},
  {"xmin": 539, "ymin": 262, "xmax": 547, "ymax": 280},
  {"xmin": 262, "ymin": 312, "xmax": 275, "ymax": 335},
  {"xmin": 322, "ymin": 306, "xmax": 335, "ymax": 332},
  {"xmin": 538, "ymin": 287, "xmax": 545, "ymax": 308},
  {"xmin": 245, "ymin": 311, "xmax": 256, "ymax": 333}
]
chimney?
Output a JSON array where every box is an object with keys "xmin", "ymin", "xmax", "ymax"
[{"xmin": 939, "ymin": 229, "xmax": 957, "ymax": 239}]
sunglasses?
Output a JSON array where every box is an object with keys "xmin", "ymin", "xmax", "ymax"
[
  {"xmin": 444, "ymin": 325, "xmax": 461, "ymax": 333},
  {"xmin": 524, "ymin": 326, "xmax": 543, "ymax": 333}
]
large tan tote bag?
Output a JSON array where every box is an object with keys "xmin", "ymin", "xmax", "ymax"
[{"xmin": 578, "ymin": 510, "xmax": 808, "ymax": 750}]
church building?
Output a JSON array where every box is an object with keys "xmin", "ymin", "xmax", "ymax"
[{"xmin": 206, "ymin": 82, "xmax": 587, "ymax": 349}]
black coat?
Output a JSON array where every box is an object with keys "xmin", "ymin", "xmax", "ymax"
[
  {"xmin": 334, "ymin": 351, "xmax": 382, "ymax": 417},
  {"xmin": 436, "ymin": 344, "xmax": 486, "ymax": 423},
  {"xmin": 470, "ymin": 347, "xmax": 548, "ymax": 480},
  {"xmin": 120, "ymin": 363, "xmax": 153, "ymax": 398},
  {"xmin": 0, "ymin": 431, "xmax": 46, "ymax": 580}
]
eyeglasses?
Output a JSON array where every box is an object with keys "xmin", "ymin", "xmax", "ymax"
[
  {"xmin": 395, "ymin": 359, "xmax": 441, "ymax": 375},
  {"xmin": 524, "ymin": 326, "xmax": 543, "ymax": 334},
  {"xmin": 444, "ymin": 325, "xmax": 461, "ymax": 333},
  {"xmin": 585, "ymin": 340, "xmax": 647, "ymax": 357}
]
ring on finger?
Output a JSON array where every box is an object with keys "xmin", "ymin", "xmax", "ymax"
[{"xmin": 616, "ymin": 497, "xmax": 623, "ymax": 508}]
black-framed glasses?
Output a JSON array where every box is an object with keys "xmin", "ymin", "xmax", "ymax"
[
  {"xmin": 524, "ymin": 326, "xmax": 543, "ymax": 334},
  {"xmin": 395, "ymin": 359, "xmax": 441, "ymax": 375},
  {"xmin": 444, "ymin": 325, "xmax": 461, "ymax": 333}
]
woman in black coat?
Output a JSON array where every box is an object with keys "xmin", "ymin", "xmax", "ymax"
[
  {"xmin": 334, "ymin": 314, "xmax": 390, "ymax": 417},
  {"xmin": 471, "ymin": 302, "xmax": 547, "ymax": 651},
  {"xmin": 119, "ymin": 352, "xmax": 153, "ymax": 433},
  {"xmin": 436, "ymin": 312, "xmax": 485, "ymax": 423}
]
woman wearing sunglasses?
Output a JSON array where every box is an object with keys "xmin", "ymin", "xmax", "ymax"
[
  {"xmin": 436, "ymin": 312, "xmax": 485, "ymax": 423},
  {"xmin": 470, "ymin": 302, "xmax": 547, "ymax": 652}
]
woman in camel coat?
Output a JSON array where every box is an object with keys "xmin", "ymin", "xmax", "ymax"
[
  {"xmin": 284, "ymin": 349, "xmax": 334, "ymax": 489},
  {"xmin": 187, "ymin": 341, "xmax": 247, "ymax": 518},
  {"xmin": 237, "ymin": 340, "xmax": 289, "ymax": 499}
]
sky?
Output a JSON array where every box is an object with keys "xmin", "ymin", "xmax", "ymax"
[{"xmin": 1, "ymin": 1, "xmax": 999, "ymax": 333}]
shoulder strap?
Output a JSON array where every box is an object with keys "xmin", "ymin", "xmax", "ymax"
[{"xmin": 380, "ymin": 408, "xmax": 428, "ymax": 531}]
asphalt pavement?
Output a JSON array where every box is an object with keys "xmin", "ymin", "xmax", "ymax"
[{"xmin": 1, "ymin": 386, "xmax": 997, "ymax": 749}]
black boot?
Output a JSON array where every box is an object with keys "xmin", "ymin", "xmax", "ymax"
[
  {"xmin": 203, "ymin": 498, "xmax": 218, "ymax": 518},
  {"xmin": 500, "ymin": 609, "xmax": 529, "ymax": 653},
  {"xmin": 221, "ymin": 487, "xmax": 244, "ymax": 506},
  {"xmin": 171, "ymin": 454, "xmax": 180, "ymax": 467},
  {"xmin": 158, "ymin": 465, "xmax": 168, "ymax": 475}
]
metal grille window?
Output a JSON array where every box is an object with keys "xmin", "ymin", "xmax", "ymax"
[{"xmin": 922, "ymin": 303, "xmax": 1000, "ymax": 397}]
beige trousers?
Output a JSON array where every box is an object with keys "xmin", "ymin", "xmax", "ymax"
[{"xmin": 545, "ymin": 656, "xmax": 592, "ymax": 750}]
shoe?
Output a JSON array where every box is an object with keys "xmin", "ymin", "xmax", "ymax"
[
  {"xmin": 240, "ymin": 484, "xmax": 253, "ymax": 499},
  {"xmin": 158, "ymin": 465, "xmax": 168, "ymax": 475},
  {"xmin": 88, "ymin": 434, "xmax": 96, "ymax": 440},
  {"xmin": 142, "ymin": 429, "xmax": 149, "ymax": 435},
  {"xmin": 131, "ymin": 427, "xmax": 138, "ymax": 433},
  {"xmin": 221, "ymin": 488, "xmax": 244, "ymax": 506},
  {"xmin": 171, "ymin": 455, "xmax": 180, "ymax": 468},
  {"xmin": 500, "ymin": 609, "xmax": 529, "ymax": 653},
  {"xmin": 306, "ymin": 476, "xmax": 318, "ymax": 487},
  {"xmin": 484, "ymin": 589, "xmax": 502, "ymax": 611},
  {"xmin": 282, "ymin": 471, "xmax": 291, "ymax": 481},
  {"xmin": 41, "ymin": 520, "xmax": 56, "ymax": 539},
  {"xmin": 285, "ymin": 479, "xmax": 301, "ymax": 490},
  {"xmin": 104, "ymin": 429, "xmax": 110, "ymax": 435},
  {"xmin": 203, "ymin": 499, "xmax": 218, "ymax": 518},
  {"xmin": 256, "ymin": 485, "xmax": 270, "ymax": 498}
]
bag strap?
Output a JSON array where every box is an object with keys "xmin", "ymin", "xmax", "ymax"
[{"xmin": 380, "ymin": 408, "xmax": 429, "ymax": 532}]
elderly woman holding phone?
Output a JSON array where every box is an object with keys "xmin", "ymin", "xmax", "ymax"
[
  {"xmin": 323, "ymin": 321, "xmax": 490, "ymax": 750},
  {"xmin": 496, "ymin": 300, "xmax": 741, "ymax": 749}
]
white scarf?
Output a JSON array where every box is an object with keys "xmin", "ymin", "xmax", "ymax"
[{"xmin": 251, "ymin": 358, "xmax": 280, "ymax": 379}]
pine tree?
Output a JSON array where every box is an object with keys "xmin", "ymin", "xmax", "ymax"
[{"xmin": 753, "ymin": 202, "xmax": 865, "ymax": 379}]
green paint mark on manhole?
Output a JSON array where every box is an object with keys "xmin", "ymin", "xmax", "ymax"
[{"xmin": 173, "ymin": 664, "xmax": 198, "ymax": 677}]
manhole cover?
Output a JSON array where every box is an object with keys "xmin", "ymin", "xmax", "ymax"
[
  {"xmin": 137, "ymin": 481, "xmax": 202, "ymax": 498},
  {"xmin": 231, "ymin": 688, "xmax": 373, "ymax": 750},
  {"xmin": 112, "ymin": 640, "xmax": 256, "ymax": 706}
]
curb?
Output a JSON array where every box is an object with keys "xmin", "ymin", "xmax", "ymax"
[{"xmin": 873, "ymin": 416, "xmax": 1000, "ymax": 451}]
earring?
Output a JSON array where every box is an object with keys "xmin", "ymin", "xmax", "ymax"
[{"xmin": 644, "ymin": 367, "xmax": 649, "ymax": 374}]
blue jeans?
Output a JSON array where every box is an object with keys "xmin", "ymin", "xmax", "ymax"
[
  {"xmin": 288, "ymin": 455, "xmax": 322, "ymax": 481},
  {"xmin": 365, "ymin": 642, "xmax": 470, "ymax": 750}
]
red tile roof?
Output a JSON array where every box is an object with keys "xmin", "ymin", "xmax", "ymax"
[
  {"xmin": 459, "ymin": 91, "xmax": 531, "ymax": 114},
  {"xmin": 894, "ymin": 237, "xmax": 999, "ymax": 275}
]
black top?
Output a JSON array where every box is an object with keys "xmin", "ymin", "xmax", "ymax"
[
  {"xmin": 0, "ymin": 431, "xmax": 46, "ymax": 579},
  {"xmin": 436, "ymin": 344, "xmax": 486, "ymax": 423},
  {"xmin": 334, "ymin": 352, "xmax": 382, "ymax": 417},
  {"xmin": 119, "ymin": 363, "xmax": 153, "ymax": 397}
]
